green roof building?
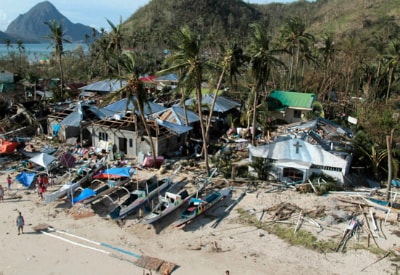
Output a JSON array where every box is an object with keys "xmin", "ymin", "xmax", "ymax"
[{"xmin": 268, "ymin": 90, "xmax": 316, "ymax": 124}]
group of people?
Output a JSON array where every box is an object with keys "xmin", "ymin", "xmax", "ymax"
[{"xmin": 35, "ymin": 174, "xmax": 49, "ymax": 200}]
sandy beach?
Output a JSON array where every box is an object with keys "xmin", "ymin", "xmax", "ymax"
[{"xmin": 0, "ymin": 160, "xmax": 399, "ymax": 275}]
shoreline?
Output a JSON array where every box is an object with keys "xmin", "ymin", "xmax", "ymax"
[{"xmin": 0, "ymin": 157, "xmax": 398, "ymax": 274}]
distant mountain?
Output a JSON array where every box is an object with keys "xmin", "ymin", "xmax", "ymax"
[
  {"xmin": 0, "ymin": 31, "xmax": 25, "ymax": 43},
  {"xmin": 3, "ymin": 1, "xmax": 98, "ymax": 43}
]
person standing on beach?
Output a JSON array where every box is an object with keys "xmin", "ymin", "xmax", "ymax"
[
  {"xmin": 7, "ymin": 175, "xmax": 12, "ymax": 190},
  {"xmin": 0, "ymin": 185, "xmax": 4, "ymax": 202},
  {"xmin": 16, "ymin": 212, "xmax": 24, "ymax": 235}
]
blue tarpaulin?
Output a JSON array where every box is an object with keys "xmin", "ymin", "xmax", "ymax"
[
  {"xmin": 16, "ymin": 171, "xmax": 36, "ymax": 188},
  {"xmin": 94, "ymin": 167, "xmax": 134, "ymax": 179},
  {"xmin": 72, "ymin": 188, "xmax": 96, "ymax": 204}
]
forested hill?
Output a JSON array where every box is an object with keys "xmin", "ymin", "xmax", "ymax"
[{"xmin": 117, "ymin": 0, "xmax": 400, "ymax": 56}]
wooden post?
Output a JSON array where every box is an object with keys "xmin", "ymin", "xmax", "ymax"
[{"xmin": 386, "ymin": 129, "xmax": 394, "ymax": 201}]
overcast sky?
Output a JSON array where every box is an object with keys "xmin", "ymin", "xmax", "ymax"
[{"xmin": 0, "ymin": 0, "xmax": 299, "ymax": 32}]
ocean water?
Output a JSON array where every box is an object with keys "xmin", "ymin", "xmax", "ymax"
[{"xmin": 0, "ymin": 43, "xmax": 89, "ymax": 63}]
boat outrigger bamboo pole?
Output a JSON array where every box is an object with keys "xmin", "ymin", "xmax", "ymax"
[{"xmin": 44, "ymin": 227, "xmax": 141, "ymax": 258}]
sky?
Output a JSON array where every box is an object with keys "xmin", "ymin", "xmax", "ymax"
[{"xmin": 0, "ymin": 0, "xmax": 298, "ymax": 32}]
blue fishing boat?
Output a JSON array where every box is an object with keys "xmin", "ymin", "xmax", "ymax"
[{"xmin": 174, "ymin": 188, "xmax": 231, "ymax": 227}]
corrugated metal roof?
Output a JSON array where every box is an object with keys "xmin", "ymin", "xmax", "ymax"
[
  {"xmin": 60, "ymin": 102, "xmax": 115, "ymax": 126},
  {"xmin": 183, "ymin": 94, "xmax": 240, "ymax": 113},
  {"xmin": 249, "ymin": 138, "xmax": 346, "ymax": 168},
  {"xmin": 156, "ymin": 73, "xmax": 178, "ymax": 82},
  {"xmin": 79, "ymin": 79, "xmax": 127, "ymax": 93},
  {"xmin": 152, "ymin": 106, "xmax": 199, "ymax": 125},
  {"xmin": 104, "ymin": 98, "xmax": 166, "ymax": 116},
  {"xmin": 155, "ymin": 118, "xmax": 193, "ymax": 135},
  {"xmin": 269, "ymin": 90, "xmax": 316, "ymax": 110},
  {"xmin": 79, "ymin": 91, "xmax": 97, "ymax": 97}
]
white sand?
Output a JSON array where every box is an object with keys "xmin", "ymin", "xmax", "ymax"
[{"xmin": 0, "ymin": 169, "xmax": 398, "ymax": 275}]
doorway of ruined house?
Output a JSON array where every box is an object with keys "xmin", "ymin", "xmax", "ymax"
[{"xmin": 118, "ymin": 137, "xmax": 127, "ymax": 154}]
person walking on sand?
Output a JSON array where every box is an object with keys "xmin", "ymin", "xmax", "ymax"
[
  {"xmin": 16, "ymin": 212, "xmax": 24, "ymax": 235},
  {"xmin": 7, "ymin": 174, "xmax": 12, "ymax": 190},
  {"xmin": 0, "ymin": 185, "xmax": 4, "ymax": 202}
]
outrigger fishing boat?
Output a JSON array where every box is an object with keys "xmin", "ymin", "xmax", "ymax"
[
  {"xmin": 82, "ymin": 177, "xmax": 131, "ymax": 205},
  {"xmin": 141, "ymin": 179, "xmax": 205, "ymax": 224},
  {"xmin": 362, "ymin": 197, "xmax": 400, "ymax": 214},
  {"xmin": 174, "ymin": 188, "xmax": 231, "ymax": 228},
  {"xmin": 141, "ymin": 188, "xmax": 191, "ymax": 224},
  {"xmin": 89, "ymin": 181, "xmax": 137, "ymax": 216},
  {"xmin": 44, "ymin": 160, "xmax": 105, "ymax": 204},
  {"xmin": 109, "ymin": 176, "xmax": 172, "ymax": 220}
]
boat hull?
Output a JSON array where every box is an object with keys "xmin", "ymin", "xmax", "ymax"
[
  {"xmin": 175, "ymin": 189, "xmax": 231, "ymax": 227},
  {"xmin": 141, "ymin": 189, "xmax": 191, "ymax": 224},
  {"xmin": 362, "ymin": 197, "xmax": 400, "ymax": 214},
  {"xmin": 111, "ymin": 177, "xmax": 172, "ymax": 220}
]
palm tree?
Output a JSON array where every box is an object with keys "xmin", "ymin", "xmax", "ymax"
[
  {"xmin": 106, "ymin": 17, "xmax": 124, "ymax": 77},
  {"xmin": 280, "ymin": 17, "xmax": 315, "ymax": 88},
  {"xmin": 205, "ymin": 43, "xmax": 247, "ymax": 138},
  {"xmin": 44, "ymin": 20, "xmax": 70, "ymax": 99},
  {"xmin": 248, "ymin": 23, "xmax": 286, "ymax": 145},
  {"xmin": 4, "ymin": 39, "xmax": 12, "ymax": 54},
  {"xmin": 159, "ymin": 26, "xmax": 211, "ymax": 176},
  {"xmin": 383, "ymin": 40, "xmax": 400, "ymax": 103},
  {"xmin": 108, "ymin": 51, "xmax": 157, "ymax": 166},
  {"xmin": 16, "ymin": 39, "xmax": 25, "ymax": 72},
  {"xmin": 317, "ymin": 34, "xmax": 337, "ymax": 98}
]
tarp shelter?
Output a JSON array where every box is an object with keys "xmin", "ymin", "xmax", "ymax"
[
  {"xmin": 29, "ymin": 153, "xmax": 56, "ymax": 170},
  {"xmin": 16, "ymin": 171, "xmax": 36, "ymax": 188},
  {"xmin": 93, "ymin": 167, "xmax": 134, "ymax": 179},
  {"xmin": 60, "ymin": 152, "xmax": 76, "ymax": 168}
]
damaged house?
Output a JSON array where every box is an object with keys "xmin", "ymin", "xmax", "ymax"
[
  {"xmin": 249, "ymin": 118, "xmax": 353, "ymax": 185},
  {"xmin": 87, "ymin": 98, "xmax": 194, "ymax": 159},
  {"xmin": 47, "ymin": 102, "xmax": 115, "ymax": 143}
]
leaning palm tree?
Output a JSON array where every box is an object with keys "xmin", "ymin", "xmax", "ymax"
[
  {"xmin": 107, "ymin": 51, "xmax": 157, "ymax": 166},
  {"xmin": 159, "ymin": 26, "xmax": 211, "ymax": 176},
  {"xmin": 248, "ymin": 23, "xmax": 286, "ymax": 145},
  {"xmin": 205, "ymin": 43, "xmax": 248, "ymax": 139},
  {"xmin": 44, "ymin": 20, "xmax": 70, "ymax": 99}
]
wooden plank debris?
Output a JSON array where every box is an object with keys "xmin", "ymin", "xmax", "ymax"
[
  {"xmin": 294, "ymin": 210, "xmax": 303, "ymax": 234},
  {"xmin": 135, "ymin": 255, "xmax": 177, "ymax": 274}
]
